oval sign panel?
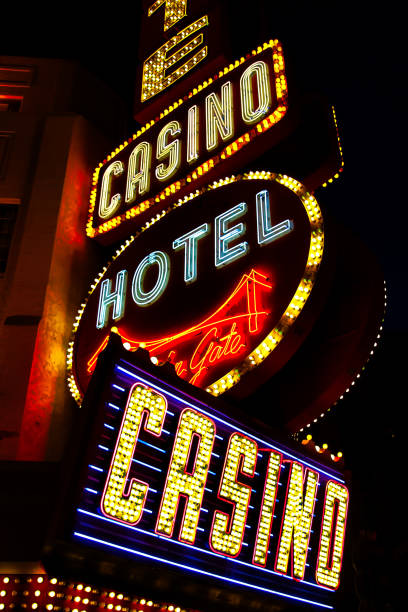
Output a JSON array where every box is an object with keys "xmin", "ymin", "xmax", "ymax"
[{"xmin": 68, "ymin": 172, "xmax": 324, "ymax": 403}]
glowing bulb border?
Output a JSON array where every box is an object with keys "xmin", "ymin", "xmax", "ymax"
[{"xmin": 86, "ymin": 39, "xmax": 288, "ymax": 240}]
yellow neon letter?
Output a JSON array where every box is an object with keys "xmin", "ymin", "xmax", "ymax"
[
  {"xmin": 316, "ymin": 481, "xmax": 349, "ymax": 589},
  {"xmin": 275, "ymin": 463, "xmax": 319, "ymax": 580},
  {"xmin": 125, "ymin": 142, "xmax": 152, "ymax": 203},
  {"xmin": 155, "ymin": 120, "xmax": 181, "ymax": 181},
  {"xmin": 210, "ymin": 433, "xmax": 257, "ymax": 557},
  {"xmin": 205, "ymin": 81, "xmax": 234, "ymax": 151},
  {"xmin": 98, "ymin": 160, "xmax": 124, "ymax": 220},
  {"xmin": 240, "ymin": 60, "xmax": 272, "ymax": 125},
  {"xmin": 101, "ymin": 384, "xmax": 167, "ymax": 525},
  {"xmin": 253, "ymin": 451, "xmax": 281, "ymax": 566},
  {"xmin": 148, "ymin": 0, "xmax": 188, "ymax": 31},
  {"xmin": 141, "ymin": 16, "xmax": 208, "ymax": 103},
  {"xmin": 156, "ymin": 408, "xmax": 215, "ymax": 543}
]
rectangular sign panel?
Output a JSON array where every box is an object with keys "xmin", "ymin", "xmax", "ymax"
[
  {"xmin": 87, "ymin": 40, "xmax": 288, "ymax": 244},
  {"xmin": 48, "ymin": 340, "xmax": 349, "ymax": 610}
]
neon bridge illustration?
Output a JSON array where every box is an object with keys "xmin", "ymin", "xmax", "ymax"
[{"xmin": 87, "ymin": 269, "xmax": 273, "ymax": 386}]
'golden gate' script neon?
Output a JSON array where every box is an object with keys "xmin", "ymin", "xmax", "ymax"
[{"xmin": 88, "ymin": 269, "xmax": 272, "ymax": 386}]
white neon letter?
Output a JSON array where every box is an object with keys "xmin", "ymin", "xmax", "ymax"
[
  {"xmin": 172, "ymin": 223, "xmax": 210, "ymax": 284},
  {"xmin": 96, "ymin": 270, "xmax": 127, "ymax": 329},
  {"xmin": 155, "ymin": 120, "xmax": 181, "ymax": 181},
  {"xmin": 125, "ymin": 141, "xmax": 152, "ymax": 203},
  {"xmin": 101, "ymin": 384, "xmax": 167, "ymax": 525},
  {"xmin": 98, "ymin": 160, "xmax": 124, "ymax": 220},
  {"xmin": 240, "ymin": 60, "xmax": 272, "ymax": 124},
  {"xmin": 256, "ymin": 190, "xmax": 293, "ymax": 245},
  {"xmin": 132, "ymin": 251, "xmax": 170, "ymax": 307},
  {"xmin": 187, "ymin": 105, "xmax": 199, "ymax": 163},
  {"xmin": 205, "ymin": 81, "xmax": 234, "ymax": 151},
  {"xmin": 215, "ymin": 203, "xmax": 248, "ymax": 268},
  {"xmin": 316, "ymin": 481, "xmax": 349, "ymax": 589}
]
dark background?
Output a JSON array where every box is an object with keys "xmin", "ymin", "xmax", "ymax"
[{"xmin": 2, "ymin": 2, "xmax": 406, "ymax": 609}]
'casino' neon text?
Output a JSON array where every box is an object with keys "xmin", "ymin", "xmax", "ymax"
[
  {"xmin": 101, "ymin": 383, "xmax": 349, "ymax": 590},
  {"xmin": 98, "ymin": 59, "xmax": 274, "ymax": 222}
]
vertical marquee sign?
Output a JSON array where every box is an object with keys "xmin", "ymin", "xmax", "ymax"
[
  {"xmin": 47, "ymin": 341, "xmax": 349, "ymax": 610},
  {"xmin": 56, "ymin": 1, "xmax": 357, "ymax": 608}
]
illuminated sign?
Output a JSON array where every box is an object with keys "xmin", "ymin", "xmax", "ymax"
[
  {"xmin": 87, "ymin": 40, "xmax": 288, "ymax": 244},
  {"xmin": 69, "ymin": 173, "xmax": 324, "ymax": 403},
  {"xmin": 135, "ymin": 1, "xmax": 235, "ymax": 124},
  {"xmin": 141, "ymin": 1, "xmax": 208, "ymax": 104},
  {"xmin": 57, "ymin": 345, "xmax": 349, "ymax": 610}
]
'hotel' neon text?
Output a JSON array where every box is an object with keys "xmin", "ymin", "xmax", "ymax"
[{"xmin": 96, "ymin": 189, "xmax": 293, "ymax": 329}]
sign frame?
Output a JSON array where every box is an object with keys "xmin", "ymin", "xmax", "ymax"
[{"xmin": 46, "ymin": 336, "xmax": 350, "ymax": 611}]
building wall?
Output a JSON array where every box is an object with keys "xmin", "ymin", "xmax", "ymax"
[{"xmin": 0, "ymin": 56, "xmax": 125, "ymax": 460}]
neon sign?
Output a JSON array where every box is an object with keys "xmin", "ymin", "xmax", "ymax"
[
  {"xmin": 87, "ymin": 41, "xmax": 288, "ymax": 244},
  {"xmin": 88, "ymin": 269, "xmax": 273, "ymax": 386},
  {"xmin": 68, "ymin": 173, "xmax": 324, "ymax": 403},
  {"xmin": 65, "ymin": 347, "xmax": 349, "ymax": 610}
]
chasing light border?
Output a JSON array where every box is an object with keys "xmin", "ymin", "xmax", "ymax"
[
  {"xmin": 86, "ymin": 39, "xmax": 288, "ymax": 239},
  {"xmin": 294, "ymin": 281, "xmax": 387, "ymax": 448},
  {"xmin": 67, "ymin": 172, "xmax": 324, "ymax": 405}
]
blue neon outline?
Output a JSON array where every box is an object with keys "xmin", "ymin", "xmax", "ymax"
[
  {"xmin": 214, "ymin": 202, "xmax": 249, "ymax": 268},
  {"xmin": 116, "ymin": 365, "xmax": 343, "ymax": 482},
  {"xmin": 108, "ymin": 402, "xmax": 121, "ymax": 411},
  {"xmin": 255, "ymin": 190, "xmax": 293, "ymax": 246},
  {"xmin": 73, "ymin": 531, "xmax": 333, "ymax": 609},
  {"xmin": 89, "ymin": 465, "xmax": 104, "ymax": 472},
  {"xmin": 138, "ymin": 439, "xmax": 167, "ymax": 453},
  {"xmin": 133, "ymin": 459, "xmax": 162, "ymax": 472},
  {"xmin": 75, "ymin": 508, "xmax": 332, "ymax": 592},
  {"xmin": 96, "ymin": 270, "xmax": 127, "ymax": 330},
  {"xmin": 172, "ymin": 223, "xmax": 210, "ymax": 284},
  {"xmin": 131, "ymin": 250, "xmax": 170, "ymax": 307}
]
